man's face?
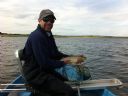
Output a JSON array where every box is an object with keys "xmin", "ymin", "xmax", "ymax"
[{"xmin": 38, "ymin": 15, "xmax": 55, "ymax": 32}]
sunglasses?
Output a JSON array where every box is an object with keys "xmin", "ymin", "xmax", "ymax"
[{"xmin": 43, "ymin": 16, "xmax": 55, "ymax": 23}]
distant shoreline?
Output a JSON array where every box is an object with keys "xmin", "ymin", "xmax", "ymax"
[
  {"xmin": 0, "ymin": 32, "xmax": 128, "ymax": 38},
  {"xmin": 0, "ymin": 32, "xmax": 28, "ymax": 37},
  {"xmin": 0, "ymin": 34, "xmax": 28, "ymax": 37}
]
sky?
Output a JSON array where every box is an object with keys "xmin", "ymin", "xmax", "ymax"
[{"xmin": 0, "ymin": 0, "xmax": 128, "ymax": 36}]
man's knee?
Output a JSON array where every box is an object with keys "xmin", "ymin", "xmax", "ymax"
[{"xmin": 43, "ymin": 76, "xmax": 75, "ymax": 96}]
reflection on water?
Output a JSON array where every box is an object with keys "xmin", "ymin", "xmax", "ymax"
[{"xmin": 0, "ymin": 37, "xmax": 128, "ymax": 95}]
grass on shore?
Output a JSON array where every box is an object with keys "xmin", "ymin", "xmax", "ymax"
[{"xmin": 0, "ymin": 33, "xmax": 128, "ymax": 38}]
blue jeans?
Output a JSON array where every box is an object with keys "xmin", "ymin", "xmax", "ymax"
[{"xmin": 55, "ymin": 64, "xmax": 91, "ymax": 81}]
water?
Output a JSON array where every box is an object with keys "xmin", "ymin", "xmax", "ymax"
[
  {"xmin": 0, "ymin": 36, "xmax": 128, "ymax": 95},
  {"xmin": 0, "ymin": 37, "xmax": 27, "ymax": 84},
  {"xmin": 56, "ymin": 38, "xmax": 128, "ymax": 79}
]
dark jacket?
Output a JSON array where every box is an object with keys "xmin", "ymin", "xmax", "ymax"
[{"xmin": 22, "ymin": 25, "xmax": 68, "ymax": 88}]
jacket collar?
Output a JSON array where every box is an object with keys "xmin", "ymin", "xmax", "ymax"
[{"xmin": 37, "ymin": 24, "xmax": 52, "ymax": 37}]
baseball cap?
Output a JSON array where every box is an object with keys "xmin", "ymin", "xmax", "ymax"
[{"xmin": 38, "ymin": 9, "xmax": 56, "ymax": 20}]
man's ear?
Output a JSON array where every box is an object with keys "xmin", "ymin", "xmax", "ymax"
[
  {"xmin": 38, "ymin": 19, "xmax": 41, "ymax": 23},
  {"xmin": 38, "ymin": 19, "xmax": 43, "ymax": 25}
]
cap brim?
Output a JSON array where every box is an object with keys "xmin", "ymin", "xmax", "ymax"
[{"xmin": 50, "ymin": 15, "xmax": 56, "ymax": 20}]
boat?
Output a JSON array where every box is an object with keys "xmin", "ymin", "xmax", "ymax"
[
  {"xmin": 0, "ymin": 50, "xmax": 123, "ymax": 96},
  {"xmin": 0, "ymin": 75, "xmax": 122, "ymax": 96}
]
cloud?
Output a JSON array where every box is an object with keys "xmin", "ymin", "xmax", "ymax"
[
  {"xmin": 74, "ymin": 0, "xmax": 121, "ymax": 13},
  {"xmin": 0, "ymin": 0, "xmax": 128, "ymax": 36}
]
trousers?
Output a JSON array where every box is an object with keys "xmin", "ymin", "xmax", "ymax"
[{"xmin": 32, "ymin": 74, "xmax": 76, "ymax": 96}]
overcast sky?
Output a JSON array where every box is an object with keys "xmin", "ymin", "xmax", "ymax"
[{"xmin": 0, "ymin": 0, "xmax": 128, "ymax": 36}]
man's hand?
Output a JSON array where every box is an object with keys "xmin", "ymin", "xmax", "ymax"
[
  {"xmin": 61, "ymin": 58, "xmax": 71, "ymax": 64},
  {"xmin": 61, "ymin": 55, "xmax": 86, "ymax": 64}
]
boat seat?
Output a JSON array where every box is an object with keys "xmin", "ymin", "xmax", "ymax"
[{"xmin": 15, "ymin": 49, "xmax": 50, "ymax": 96}]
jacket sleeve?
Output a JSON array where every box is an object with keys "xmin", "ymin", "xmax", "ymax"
[
  {"xmin": 55, "ymin": 49, "xmax": 69, "ymax": 59},
  {"xmin": 30, "ymin": 35, "xmax": 66, "ymax": 71},
  {"xmin": 51, "ymin": 36, "xmax": 69, "ymax": 60}
]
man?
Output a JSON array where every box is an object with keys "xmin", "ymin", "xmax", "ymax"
[{"xmin": 22, "ymin": 9, "xmax": 85, "ymax": 96}]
